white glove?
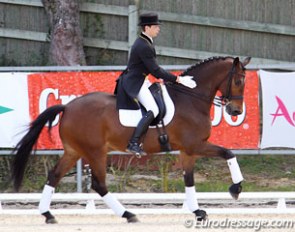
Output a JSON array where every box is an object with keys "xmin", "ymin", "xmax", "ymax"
[{"xmin": 178, "ymin": 75, "xmax": 197, "ymax": 88}]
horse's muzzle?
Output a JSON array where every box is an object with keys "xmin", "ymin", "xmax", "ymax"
[{"xmin": 225, "ymin": 104, "xmax": 243, "ymax": 116}]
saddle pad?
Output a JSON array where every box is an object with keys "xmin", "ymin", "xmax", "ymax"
[{"xmin": 119, "ymin": 84, "xmax": 175, "ymax": 127}]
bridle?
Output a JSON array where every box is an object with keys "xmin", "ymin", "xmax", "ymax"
[{"xmin": 218, "ymin": 61, "xmax": 246, "ymax": 106}]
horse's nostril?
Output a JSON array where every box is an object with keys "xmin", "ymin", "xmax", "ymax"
[
  {"xmin": 231, "ymin": 110, "xmax": 242, "ymax": 116},
  {"xmin": 226, "ymin": 106, "xmax": 242, "ymax": 116}
]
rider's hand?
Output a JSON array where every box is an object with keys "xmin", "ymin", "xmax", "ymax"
[{"xmin": 177, "ymin": 75, "xmax": 197, "ymax": 89}]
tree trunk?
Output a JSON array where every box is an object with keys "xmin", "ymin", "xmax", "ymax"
[{"xmin": 42, "ymin": 0, "xmax": 86, "ymax": 65}]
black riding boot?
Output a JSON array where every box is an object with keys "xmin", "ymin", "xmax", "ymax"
[{"xmin": 126, "ymin": 110, "xmax": 154, "ymax": 157}]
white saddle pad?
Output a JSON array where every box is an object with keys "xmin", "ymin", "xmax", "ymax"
[{"xmin": 119, "ymin": 84, "xmax": 175, "ymax": 127}]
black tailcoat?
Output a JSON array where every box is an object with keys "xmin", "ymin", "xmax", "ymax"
[{"xmin": 116, "ymin": 32, "xmax": 177, "ymax": 110}]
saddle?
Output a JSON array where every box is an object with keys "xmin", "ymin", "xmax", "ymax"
[{"xmin": 118, "ymin": 82, "xmax": 174, "ymax": 152}]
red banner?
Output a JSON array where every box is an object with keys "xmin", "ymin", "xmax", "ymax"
[{"xmin": 27, "ymin": 71, "xmax": 259, "ymax": 149}]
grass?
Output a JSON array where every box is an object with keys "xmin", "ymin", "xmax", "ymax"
[
  {"xmin": 192, "ymin": 155, "xmax": 295, "ymax": 192},
  {"xmin": 1, "ymin": 155, "xmax": 295, "ymax": 193},
  {"xmin": 112, "ymin": 155, "xmax": 295, "ymax": 193}
]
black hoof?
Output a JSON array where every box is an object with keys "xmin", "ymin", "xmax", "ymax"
[
  {"xmin": 193, "ymin": 209, "xmax": 208, "ymax": 221},
  {"xmin": 46, "ymin": 218, "xmax": 58, "ymax": 224},
  {"xmin": 229, "ymin": 182, "xmax": 242, "ymax": 200},
  {"xmin": 42, "ymin": 211, "xmax": 58, "ymax": 224},
  {"xmin": 127, "ymin": 215, "xmax": 139, "ymax": 223},
  {"xmin": 122, "ymin": 211, "xmax": 139, "ymax": 223}
]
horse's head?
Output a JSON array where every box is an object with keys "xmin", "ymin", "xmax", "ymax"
[{"xmin": 219, "ymin": 57, "xmax": 251, "ymax": 116}]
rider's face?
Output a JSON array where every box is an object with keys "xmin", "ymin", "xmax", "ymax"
[{"xmin": 145, "ymin": 25, "xmax": 160, "ymax": 38}]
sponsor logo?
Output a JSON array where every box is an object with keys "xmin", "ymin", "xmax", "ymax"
[
  {"xmin": 271, "ymin": 96, "xmax": 295, "ymax": 127},
  {"xmin": 0, "ymin": 106, "xmax": 13, "ymax": 114}
]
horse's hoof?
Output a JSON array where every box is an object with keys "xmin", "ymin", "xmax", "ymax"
[
  {"xmin": 46, "ymin": 218, "xmax": 58, "ymax": 224},
  {"xmin": 122, "ymin": 211, "xmax": 139, "ymax": 223},
  {"xmin": 42, "ymin": 211, "xmax": 58, "ymax": 224},
  {"xmin": 127, "ymin": 216, "xmax": 140, "ymax": 223},
  {"xmin": 193, "ymin": 209, "xmax": 208, "ymax": 221},
  {"xmin": 229, "ymin": 182, "xmax": 242, "ymax": 200}
]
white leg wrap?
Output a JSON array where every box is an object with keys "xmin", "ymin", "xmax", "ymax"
[
  {"xmin": 227, "ymin": 157, "xmax": 244, "ymax": 184},
  {"xmin": 38, "ymin": 185, "xmax": 55, "ymax": 214},
  {"xmin": 102, "ymin": 192, "xmax": 126, "ymax": 217},
  {"xmin": 185, "ymin": 186, "xmax": 199, "ymax": 212}
]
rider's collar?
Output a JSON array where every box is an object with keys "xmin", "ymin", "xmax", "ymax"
[{"xmin": 140, "ymin": 32, "xmax": 153, "ymax": 44}]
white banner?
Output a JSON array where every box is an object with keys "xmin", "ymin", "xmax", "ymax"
[
  {"xmin": 260, "ymin": 70, "xmax": 295, "ymax": 149},
  {"xmin": 0, "ymin": 73, "xmax": 30, "ymax": 147}
]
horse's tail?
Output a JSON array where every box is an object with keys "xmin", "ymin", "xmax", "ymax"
[{"xmin": 12, "ymin": 105, "xmax": 66, "ymax": 192}]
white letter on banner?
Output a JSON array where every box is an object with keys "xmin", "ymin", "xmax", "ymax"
[
  {"xmin": 39, "ymin": 88, "xmax": 59, "ymax": 127},
  {"xmin": 223, "ymin": 103, "xmax": 246, "ymax": 126}
]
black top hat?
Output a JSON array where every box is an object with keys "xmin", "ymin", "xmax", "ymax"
[{"xmin": 138, "ymin": 13, "xmax": 161, "ymax": 26}]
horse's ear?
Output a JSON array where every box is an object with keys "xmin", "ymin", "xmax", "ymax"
[
  {"xmin": 233, "ymin": 57, "xmax": 240, "ymax": 65},
  {"xmin": 242, "ymin": 57, "xmax": 251, "ymax": 67}
]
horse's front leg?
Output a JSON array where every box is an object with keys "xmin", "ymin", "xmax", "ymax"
[
  {"xmin": 200, "ymin": 143, "xmax": 244, "ymax": 200},
  {"xmin": 226, "ymin": 153, "xmax": 244, "ymax": 199},
  {"xmin": 180, "ymin": 152, "xmax": 208, "ymax": 221}
]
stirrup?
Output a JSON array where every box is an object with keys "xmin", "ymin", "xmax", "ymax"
[{"xmin": 126, "ymin": 142, "xmax": 147, "ymax": 158}]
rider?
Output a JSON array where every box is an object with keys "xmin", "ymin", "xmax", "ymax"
[{"xmin": 116, "ymin": 13, "xmax": 197, "ymax": 157}]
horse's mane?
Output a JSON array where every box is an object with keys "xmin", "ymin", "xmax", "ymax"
[
  {"xmin": 181, "ymin": 56, "xmax": 234, "ymax": 76},
  {"xmin": 166, "ymin": 56, "xmax": 235, "ymax": 101}
]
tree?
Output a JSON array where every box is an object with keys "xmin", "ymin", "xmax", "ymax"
[{"xmin": 42, "ymin": 0, "xmax": 86, "ymax": 65}]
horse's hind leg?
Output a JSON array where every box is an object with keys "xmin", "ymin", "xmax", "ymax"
[
  {"xmin": 88, "ymin": 151, "xmax": 139, "ymax": 223},
  {"xmin": 180, "ymin": 152, "xmax": 208, "ymax": 221},
  {"xmin": 39, "ymin": 148, "xmax": 79, "ymax": 224}
]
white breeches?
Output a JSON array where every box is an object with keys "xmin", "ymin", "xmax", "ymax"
[{"xmin": 137, "ymin": 81, "xmax": 159, "ymax": 117}]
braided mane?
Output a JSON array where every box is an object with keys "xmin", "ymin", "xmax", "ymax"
[{"xmin": 181, "ymin": 56, "xmax": 234, "ymax": 76}]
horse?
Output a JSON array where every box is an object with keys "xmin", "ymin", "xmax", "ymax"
[{"xmin": 12, "ymin": 56, "xmax": 251, "ymax": 224}]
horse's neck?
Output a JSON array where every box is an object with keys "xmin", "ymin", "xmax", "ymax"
[
  {"xmin": 171, "ymin": 62, "xmax": 229, "ymax": 112},
  {"xmin": 167, "ymin": 82, "xmax": 213, "ymax": 116},
  {"xmin": 188, "ymin": 68, "xmax": 224, "ymax": 102}
]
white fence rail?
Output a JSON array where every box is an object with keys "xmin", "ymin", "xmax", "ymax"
[{"xmin": 1, "ymin": 192, "xmax": 294, "ymax": 215}]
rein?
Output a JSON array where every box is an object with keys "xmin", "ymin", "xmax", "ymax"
[{"xmin": 167, "ymin": 82, "xmax": 212, "ymax": 104}]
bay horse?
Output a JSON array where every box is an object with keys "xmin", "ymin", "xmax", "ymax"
[{"xmin": 12, "ymin": 56, "xmax": 251, "ymax": 224}]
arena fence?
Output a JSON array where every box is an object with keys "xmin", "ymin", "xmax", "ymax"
[{"xmin": 0, "ymin": 192, "xmax": 294, "ymax": 215}]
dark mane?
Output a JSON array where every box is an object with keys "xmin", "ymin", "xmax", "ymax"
[{"xmin": 181, "ymin": 56, "xmax": 234, "ymax": 76}]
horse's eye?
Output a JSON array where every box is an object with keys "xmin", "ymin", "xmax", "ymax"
[{"xmin": 235, "ymin": 79, "xmax": 242, "ymax": 86}]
